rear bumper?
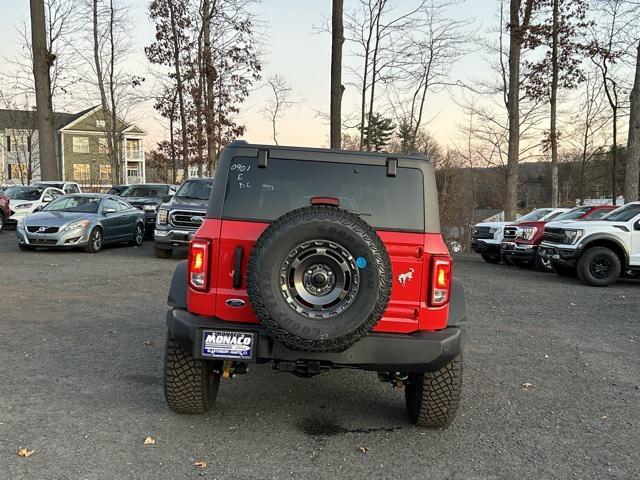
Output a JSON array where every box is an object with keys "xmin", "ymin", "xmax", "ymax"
[
  {"xmin": 166, "ymin": 308, "xmax": 463, "ymax": 373},
  {"xmin": 471, "ymin": 239, "xmax": 500, "ymax": 255}
]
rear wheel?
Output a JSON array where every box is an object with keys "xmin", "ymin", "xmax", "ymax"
[
  {"xmin": 164, "ymin": 336, "xmax": 220, "ymax": 414},
  {"xmin": 481, "ymin": 254, "xmax": 501, "ymax": 264},
  {"xmin": 84, "ymin": 227, "xmax": 103, "ymax": 253},
  {"xmin": 130, "ymin": 223, "xmax": 144, "ymax": 246},
  {"xmin": 551, "ymin": 261, "xmax": 576, "ymax": 278},
  {"xmin": 576, "ymin": 247, "xmax": 621, "ymax": 287},
  {"xmin": 405, "ymin": 354, "xmax": 463, "ymax": 428},
  {"xmin": 155, "ymin": 247, "xmax": 173, "ymax": 259}
]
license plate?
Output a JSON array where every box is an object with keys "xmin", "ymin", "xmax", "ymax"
[{"xmin": 201, "ymin": 330, "xmax": 254, "ymax": 360}]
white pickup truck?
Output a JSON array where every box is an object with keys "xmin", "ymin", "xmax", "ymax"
[
  {"xmin": 539, "ymin": 202, "xmax": 640, "ymax": 286},
  {"xmin": 471, "ymin": 208, "xmax": 568, "ymax": 264}
]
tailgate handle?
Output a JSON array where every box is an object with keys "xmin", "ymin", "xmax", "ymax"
[{"xmin": 233, "ymin": 246, "xmax": 243, "ymax": 289}]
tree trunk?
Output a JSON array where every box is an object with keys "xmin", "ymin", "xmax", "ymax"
[
  {"xmin": 625, "ymin": 41, "xmax": 640, "ymax": 203},
  {"xmin": 330, "ymin": 0, "xmax": 344, "ymax": 149},
  {"xmin": 505, "ymin": 0, "xmax": 523, "ymax": 221},
  {"xmin": 550, "ymin": 0, "xmax": 559, "ymax": 207},
  {"xmin": 167, "ymin": 0, "xmax": 189, "ymax": 180},
  {"xmin": 202, "ymin": 0, "xmax": 217, "ymax": 174},
  {"xmin": 30, "ymin": 0, "xmax": 58, "ymax": 180},
  {"xmin": 108, "ymin": 0, "xmax": 120, "ymax": 184},
  {"xmin": 366, "ymin": 5, "xmax": 383, "ymax": 151}
]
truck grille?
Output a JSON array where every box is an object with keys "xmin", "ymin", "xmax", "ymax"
[
  {"xmin": 27, "ymin": 226, "xmax": 59, "ymax": 233},
  {"xmin": 472, "ymin": 226, "xmax": 494, "ymax": 240},
  {"xmin": 170, "ymin": 210, "xmax": 206, "ymax": 229},
  {"xmin": 503, "ymin": 226, "xmax": 518, "ymax": 240},
  {"xmin": 543, "ymin": 227, "xmax": 565, "ymax": 244}
]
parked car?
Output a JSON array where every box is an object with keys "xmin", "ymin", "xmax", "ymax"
[
  {"xmin": 4, "ymin": 185, "xmax": 65, "ymax": 226},
  {"xmin": 0, "ymin": 187, "xmax": 10, "ymax": 233},
  {"xmin": 471, "ymin": 208, "xmax": 568, "ymax": 264},
  {"xmin": 107, "ymin": 185, "xmax": 127, "ymax": 196},
  {"xmin": 162, "ymin": 142, "xmax": 466, "ymax": 427},
  {"xmin": 154, "ymin": 177, "xmax": 214, "ymax": 258},
  {"xmin": 16, "ymin": 194, "xmax": 145, "ymax": 253},
  {"xmin": 539, "ymin": 202, "xmax": 640, "ymax": 286},
  {"xmin": 500, "ymin": 205, "xmax": 616, "ymax": 271},
  {"xmin": 34, "ymin": 181, "xmax": 82, "ymax": 194},
  {"xmin": 119, "ymin": 184, "xmax": 177, "ymax": 234}
]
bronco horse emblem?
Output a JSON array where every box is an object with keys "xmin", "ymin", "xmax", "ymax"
[{"xmin": 398, "ymin": 268, "xmax": 415, "ymax": 287}]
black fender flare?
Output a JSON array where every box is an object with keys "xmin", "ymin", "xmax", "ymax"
[
  {"xmin": 167, "ymin": 260, "xmax": 188, "ymax": 309},
  {"xmin": 448, "ymin": 277, "xmax": 466, "ymax": 325}
]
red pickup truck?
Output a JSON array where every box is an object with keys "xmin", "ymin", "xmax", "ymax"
[{"xmin": 501, "ymin": 205, "xmax": 617, "ymax": 271}]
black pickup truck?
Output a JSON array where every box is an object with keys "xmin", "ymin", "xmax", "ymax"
[{"xmin": 153, "ymin": 178, "xmax": 214, "ymax": 258}]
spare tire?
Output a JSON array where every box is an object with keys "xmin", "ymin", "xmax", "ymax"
[{"xmin": 246, "ymin": 205, "xmax": 392, "ymax": 352}]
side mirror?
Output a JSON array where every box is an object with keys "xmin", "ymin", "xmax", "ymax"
[
  {"xmin": 103, "ymin": 207, "xmax": 117, "ymax": 215},
  {"xmin": 42, "ymin": 195, "xmax": 53, "ymax": 203},
  {"xmin": 635, "ymin": 220, "xmax": 640, "ymax": 231},
  {"xmin": 33, "ymin": 205, "xmax": 43, "ymax": 213},
  {"xmin": 162, "ymin": 194, "xmax": 173, "ymax": 202}
]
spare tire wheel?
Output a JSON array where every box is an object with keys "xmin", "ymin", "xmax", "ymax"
[{"xmin": 246, "ymin": 206, "xmax": 392, "ymax": 352}]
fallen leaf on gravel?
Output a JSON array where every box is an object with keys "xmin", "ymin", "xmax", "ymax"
[
  {"xmin": 358, "ymin": 446, "xmax": 369, "ymax": 453},
  {"xmin": 143, "ymin": 340, "xmax": 154, "ymax": 347},
  {"xmin": 521, "ymin": 383, "xmax": 534, "ymax": 389},
  {"xmin": 193, "ymin": 461, "xmax": 207, "ymax": 469},
  {"xmin": 18, "ymin": 448, "xmax": 35, "ymax": 458},
  {"xmin": 601, "ymin": 415, "xmax": 607, "ymax": 420},
  {"xmin": 144, "ymin": 436, "xmax": 155, "ymax": 445}
]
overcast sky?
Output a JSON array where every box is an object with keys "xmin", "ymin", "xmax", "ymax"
[{"xmin": 0, "ymin": 0, "xmax": 495, "ymax": 151}]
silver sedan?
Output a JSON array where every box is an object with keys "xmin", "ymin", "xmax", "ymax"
[{"xmin": 16, "ymin": 194, "xmax": 145, "ymax": 253}]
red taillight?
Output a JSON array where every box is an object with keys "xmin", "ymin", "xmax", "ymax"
[
  {"xmin": 430, "ymin": 256, "xmax": 452, "ymax": 306},
  {"xmin": 189, "ymin": 240, "xmax": 211, "ymax": 291}
]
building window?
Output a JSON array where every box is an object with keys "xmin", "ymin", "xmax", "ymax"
[
  {"xmin": 96, "ymin": 119, "xmax": 106, "ymax": 128},
  {"xmin": 98, "ymin": 137, "xmax": 108, "ymax": 154},
  {"xmin": 73, "ymin": 163, "xmax": 90, "ymax": 181},
  {"xmin": 72, "ymin": 136, "xmax": 89, "ymax": 153},
  {"xmin": 126, "ymin": 139, "xmax": 141, "ymax": 159},
  {"xmin": 27, "ymin": 135, "xmax": 32, "ymax": 153},
  {"xmin": 127, "ymin": 165, "xmax": 140, "ymax": 178},
  {"xmin": 99, "ymin": 164, "xmax": 112, "ymax": 182},
  {"xmin": 5, "ymin": 136, "xmax": 10, "ymax": 152}
]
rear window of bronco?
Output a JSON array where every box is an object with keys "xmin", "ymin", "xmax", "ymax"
[{"xmin": 222, "ymin": 157, "xmax": 424, "ymax": 231}]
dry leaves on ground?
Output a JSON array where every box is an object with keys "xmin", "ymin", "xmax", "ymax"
[
  {"xmin": 144, "ymin": 436, "xmax": 155, "ymax": 445},
  {"xmin": 194, "ymin": 461, "xmax": 207, "ymax": 469},
  {"xmin": 18, "ymin": 448, "xmax": 35, "ymax": 458}
]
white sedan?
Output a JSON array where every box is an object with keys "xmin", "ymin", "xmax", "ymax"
[{"xmin": 4, "ymin": 185, "xmax": 65, "ymax": 225}]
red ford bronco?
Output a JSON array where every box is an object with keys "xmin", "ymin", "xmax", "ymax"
[{"xmin": 164, "ymin": 142, "xmax": 466, "ymax": 427}]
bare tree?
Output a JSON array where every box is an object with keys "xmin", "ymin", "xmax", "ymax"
[
  {"xmin": 505, "ymin": 0, "xmax": 535, "ymax": 220},
  {"xmin": 263, "ymin": 75, "xmax": 296, "ymax": 146},
  {"xmin": 30, "ymin": 0, "xmax": 58, "ymax": 180},
  {"xmin": 626, "ymin": 41, "xmax": 640, "ymax": 202},
  {"xmin": 330, "ymin": 0, "xmax": 345, "ymax": 149}
]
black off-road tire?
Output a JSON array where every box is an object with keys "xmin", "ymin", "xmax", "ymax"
[
  {"xmin": 551, "ymin": 261, "xmax": 576, "ymax": 278},
  {"xmin": 163, "ymin": 336, "xmax": 221, "ymax": 414},
  {"xmin": 246, "ymin": 205, "xmax": 392, "ymax": 353},
  {"xmin": 481, "ymin": 254, "xmax": 501, "ymax": 264},
  {"xmin": 19, "ymin": 243, "xmax": 36, "ymax": 251},
  {"xmin": 576, "ymin": 246, "xmax": 621, "ymax": 287},
  {"xmin": 405, "ymin": 354, "xmax": 463, "ymax": 428},
  {"xmin": 155, "ymin": 247, "xmax": 173, "ymax": 259}
]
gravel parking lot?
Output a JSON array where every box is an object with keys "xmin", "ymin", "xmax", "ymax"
[{"xmin": 0, "ymin": 233, "xmax": 638, "ymax": 479}]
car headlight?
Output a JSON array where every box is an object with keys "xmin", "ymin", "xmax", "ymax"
[
  {"xmin": 143, "ymin": 204, "xmax": 158, "ymax": 212},
  {"xmin": 16, "ymin": 203, "xmax": 33, "ymax": 210},
  {"xmin": 563, "ymin": 229, "xmax": 584, "ymax": 244},
  {"xmin": 64, "ymin": 220, "xmax": 90, "ymax": 231},
  {"xmin": 157, "ymin": 209, "xmax": 168, "ymax": 225},
  {"xmin": 520, "ymin": 226, "xmax": 538, "ymax": 241}
]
